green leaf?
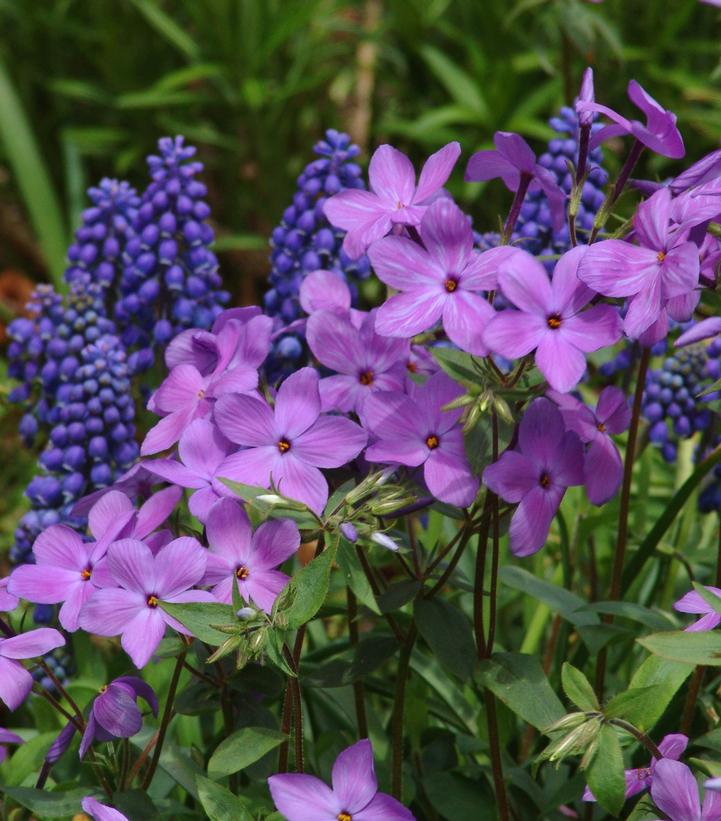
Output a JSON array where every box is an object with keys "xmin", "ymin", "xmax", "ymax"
[
  {"xmin": 430, "ymin": 346, "xmax": 482, "ymax": 385},
  {"xmin": 419, "ymin": 45, "xmax": 487, "ymax": 117},
  {"xmin": 623, "ymin": 655, "xmax": 693, "ymax": 731},
  {"xmin": 302, "ymin": 636, "xmax": 398, "ymax": 688},
  {"xmin": 604, "ymin": 686, "xmax": 664, "ymax": 722},
  {"xmin": 478, "ymin": 652, "xmax": 565, "ymax": 730},
  {"xmin": 585, "ymin": 725, "xmax": 626, "ymax": 816},
  {"xmin": 424, "ymin": 771, "xmax": 495, "ymax": 817},
  {"xmin": 1, "ymin": 732, "xmax": 57, "ymax": 787},
  {"xmin": 637, "ymin": 630, "xmax": 721, "ymax": 666},
  {"xmin": 2, "ymin": 786, "xmax": 93, "ymax": 817},
  {"xmin": 337, "ymin": 539, "xmax": 380, "ymax": 615},
  {"xmin": 579, "ymin": 600, "xmax": 675, "ymax": 631},
  {"xmin": 500, "ymin": 566, "xmax": 598, "ymax": 627},
  {"xmin": 196, "ymin": 776, "xmax": 254, "ymax": 821},
  {"xmin": 112, "ymin": 790, "xmax": 161, "ymax": 820},
  {"xmin": 0, "ymin": 60, "xmax": 67, "ymax": 287},
  {"xmin": 208, "ymin": 727, "xmax": 287, "ymax": 778},
  {"xmin": 160, "ymin": 601, "xmax": 237, "ymax": 646},
  {"xmin": 284, "ymin": 543, "xmax": 337, "ymax": 629},
  {"xmin": 414, "ymin": 598, "xmax": 476, "ymax": 680},
  {"xmin": 561, "ymin": 663, "xmax": 599, "ymax": 712},
  {"xmin": 129, "ymin": 0, "xmax": 200, "ymax": 60}
]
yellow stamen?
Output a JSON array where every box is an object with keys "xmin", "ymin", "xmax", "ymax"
[
  {"xmin": 278, "ymin": 439, "xmax": 291, "ymax": 453},
  {"xmin": 426, "ymin": 434, "xmax": 439, "ymax": 450},
  {"xmin": 236, "ymin": 566, "xmax": 250, "ymax": 580}
]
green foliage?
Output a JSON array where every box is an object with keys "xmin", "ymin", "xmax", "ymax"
[
  {"xmin": 208, "ymin": 727, "xmax": 287, "ymax": 778},
  {"xmin": 585, "ymin": 725, "xmax": 626, "ymax": 817}
]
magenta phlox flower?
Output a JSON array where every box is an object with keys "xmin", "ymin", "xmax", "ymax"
[
  {"xmin": 577, "ymin": 188, "xmax": 700, "ymax": 339},
  {"xmin": 578, "ymin": 79, "xmax": 685, "ymax": 159},
  {"xmin": 483, "ymin": 398, "xmax": 584, "ymax": 557},
  {"xmin": 78, "ymin": 676, "xmax": 158, "ymax": 759},
  {"xmin": 650, "ymin": 759, "xmax": 721, "ymax": 821},
  {"xmin": 203, "ymin": 499, "xmax": 299, "ymax": 612},
  {"xmin": 307, "ymin": 308, "xmax": 409, "ymax": 413},
  {"xmin": 81, "ymin": 797, "xmax": 129, "ymax": 821},
  {"xmin": 0, "ymin": 577, "xmax": 18, "ymax": 612},
  {"xmin": 548, "ymin": 386, "xmax": 630, "ymax": 505},
  {"xmin": 214, "ymin": 367, "xmax": 367, "ymax": 514},
  {"xmin": 0, "ymin": 627, "xmax": 65, "ymax": 710},
  {"xmin": 483, "ymin": 246, "xmax": 622, "ymax": 392},
  {"xmin": 584, "ymin": 733, "xmax": 687, "ymax": 803},
  {"xmin": 268, "ymin": 738, "xmax": 414, "ymax": 821},
  {"xmin": 324, "ymin": 141, "xmax": 461, "ymax": 259},
  {"xmin": 674, "ymin": 585, "xmax": 721, "ymax": 631},
  {"xmin": 143, "ymin": 418, "xmax": 240, "ymax": 523},
  {"xmin": 368, "ymin": 197, "xmax": 522, "ymax": 353},
  {"xmin": 78, "ymin": 537, "xmax": 213, "ymax": 668},
  {"xmin": 0, "ymin": 728, "xmax": 23, "ymax": 764},
  {"xmin": 142, "ymin": 313, "xmax": 271, "ymax": 455},
  {"xmin": 8, "ymin": 524, "xmax": 110, "ymax": 632},
  {"xmin": 362, "ymin": 371, "xmax": 479, "ymax": 508},
  {"xmin": 465, "ymin": 131, "xmax": 566, "ymax": 230}
]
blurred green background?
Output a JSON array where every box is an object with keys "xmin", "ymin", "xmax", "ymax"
[{"xmin": 0, "ymin": 0, "xmax": 719, "ymax": 305}]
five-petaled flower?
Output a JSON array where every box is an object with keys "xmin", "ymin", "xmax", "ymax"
[{"xmin": 0, "ymin": 628, "xmax": 66, "ymax": 710}]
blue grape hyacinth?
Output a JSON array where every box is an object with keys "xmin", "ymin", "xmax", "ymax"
[
  {"xmin": 263, "ymin": 129, "xmax": 371, "ymax": 381},
  {"xmin": 116, "ymin": 136, "xmax": 229, "ymax": 373}
]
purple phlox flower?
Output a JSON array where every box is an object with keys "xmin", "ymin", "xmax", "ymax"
[
  {"xmin": 0, "ymin": 728, "xmax": 23, "ymax": 764},
  {"xmin": 483, "ymin": 398, "xmax": 584, "ymax": 557},
  {"xmin": 578, "ymin": 79, "xmax": 685, "ymax": 159},
  {"xmin": 142, "ymin": 314, "xmax": 271, "ymax": 456},
  {"xmin": 0, "ymin": 577, "xmax": 18, "ymax": 612},
  {"xmin": 0, "ymin": 627, "xmax": 65, "ymax": 710},
  {"xmin": 202, "ymin": 498, "xmax": 299, "ymax": 612},
  {"xmin": 670, "ymin": 146, "xmax": 721, "ymax": 194},
  {"xmin": 71, "ymin": 463, "xmax": 164, "ymax": 517},
  {"xmin": 8, "ymin": 525, "xmax": 106, "ymax": 632},
  {"xmin": 706, "ymin": 778, "xmax": 721, "ymax": 793},
  {"xmin": 362, "ymin": 371, "xmax": 479, "ymax": 508},
  {"xmin": 299, "ymin": 268, "xmax": 357, "ymax": 320},
  {"xmin": 78, "ymin": 676, "xmax": 158, "ymax": 759},
  {"xmin": 650, "ymin": 759, "xmax": 721, "ymax": 821},
  {"xmin": 548, "ymin": 386, "xmax": 630, "ymax": 505},
  {"xmin": 268, "ymin": 738, "xmax": 415, "ymax": 821},
  {"xmin": 81, "ymin": 797, "xmax": 129, "ymax": 821},
  {"xmin": 78, "ymin": 537, "xmax": 213, "ymax": 668},
  {"xmin": 307, "ymin": 308, "xmax": 409, "ymax": 413},
  {"xmin": 676, "ymin": 317, "xmax": 721, "ymax": 348},
  {"xmin": 324, "ymin": 141, "xmax": 461, "ymax": 259},
  {"xmin": 583, "ymin": 733, "xmax": 688, "ymax": 803},
  {"xmin": 142, "ymin": 418, "xmax": 239, "ymax": 523},
  {"xmin": 214, "ymin": 367, "xmax": 367, "ymax": 514},
  {"xmin": 674, "ymin": 585, "xmax": 721, "ymax": 631},
  {"xmin": 576, "ymin": 67, "xmax": 595, "ymax": 127},
  {"xmin": 699, "ymin": 233, "xmax": 721, "ymax": 286},
  {"xmin": 369, "ymin": 198, "xmax": 521, "ymax": 354},
  {"xmin": 405, "ymin": 345, "xmax": 439, "ymax": 388},
  {"xmin": 701, "ymin": 0, "xmax": 721, "ymax": 8},
  {"xmin": 484, "ymin": 246, "xmax": 622, "ymax": 392},
  {"xmin": 577, "ymin": 188, "xmax": 700, "ymax": 340},
  {"xmin": 465, "ymin": 131, "xmax": 566, "ymax": 231}
]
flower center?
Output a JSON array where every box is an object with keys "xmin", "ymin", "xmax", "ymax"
[
  {"xmin": 657, "ymin": 250, "xmax": 666, "ymax": 263},
  {"xmin": 597, "ymin": 422, "xmax": 606, "ymax": 433},
  {"xmin": 80, "ymin": 567, "xmax": 92, "ymax": 581},
  {"xmin": 444, "ymin": 277, "xmax": 458, "ymax": 293},
  {"xmin": 197, "ymin": 388, "xmax": 206, "ymax": 398},
  {"xmin": 426, "ymin": 434, "xmax": 439, "ymax": 450},
  {"xmin": 539, "ymin": 472, "xmax": 551, "ymax": 488},
  {"xmin": 359, "ymin": 370, "xmax": 374, "ymax": 385},
  {"xmin": 236, "ymin": 565, "xmax": 250, "ymax": 580},
  {"xmin": 147, "ymin": 594, "xmax": 159, "ymax": 608},
  {"xmin": 407, "ymin": 360, "xmax": 417, "ymax": 373},
  {"xmin": 338, "ymin": 814, "xmax": 352, "ymax": 821},
  {"xmin": 99, "ymin": 685, "xmax": 108, "ymax": 694},
  {"xmin": 547, "ymin": 314, "xmax": 562, "ymax": 330},
  {"xmin": 277, "ymin": 438, "xmax": 291, "ymax": 454}
]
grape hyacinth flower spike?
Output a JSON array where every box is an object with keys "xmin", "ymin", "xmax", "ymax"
[
  {"xmin": 583, "ymin": 733, "xmax": 688, "ymax": 803},
  {"xmin": 268, "ymin": 738, "xmax": 415, "ymax": 821},
  {"xmin": 324, "ymin": 141, "xmax": 461, "ymax": 259},
  {"xmin": 368, "ymin": 197, "xmax": 522, "ymax": 353},
  {"xmin": 362, "ymin": 372, "xmax": 480, "ymax": 508},
  {"xmin": 483, "ymin": 245, "xmax": 622, "ymax": 392},
  {"xmin": 649, "ymin": 759, "xmax": 721, "ymax": 821},
  {"xmin": 0, "ymin": 628, "xmax": 65, "ymax": 710},
  {"xmin": 465, "ymin": 131, "xmax": 566, "ymax": 233},
  {"xmin": 203, "ymin": 499, "xmax": 300, "ymax": 612},
  {"xmin": 483, "ymin": 398, "xmax": 584, "ymax": 557},
  {"xmin": 214, "ymin": 367, "xmax": 368, "ymax": 514},
  {"xmin": 549, "ymin": 386, "xmax": 631, "ymax": 505},
  {"xmin": 78, "ymin": 537, "xmax": 213, "ymax": 668}
]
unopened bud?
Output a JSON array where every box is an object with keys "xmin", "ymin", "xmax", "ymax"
[{"xmin": 370, "ymin": 532, "xmax": 400, "ymax": 552}]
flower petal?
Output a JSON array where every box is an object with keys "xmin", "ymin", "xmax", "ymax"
[
  {"xmin": 509, "ymin": 485, "xmax": 563, "ymax": 557},
  {"xmin": 584, "ymin": 436, "xmax": 623, "ymax": 505},
  {"xmin": 215, "ymin": 393, "xmax": 276, "ymax": 446},
  {"xmin": 206, "ymin": 499, "xmax": 253, "ymax": 564},
  {"xmin": 307, "ymin": 311, "xmax": 363, "ymax": 374},
  {"xmin": 419, "ymin": 197, "xmax": 473, "ymax": 272},
  {"xmin": 577, "ymin": 240, "xmax": 659, "ymax": 298},
  {"xmin": 483, "ymin": 310, "xmax": 546, "ymax": 359},
  {"xmin": 374, "ymin": 291, "xmax": 446, "ymax": 339},
  {"xmin": 535, "ymin": 333, "xmax": 588, "ymax": 393},
  {"xmin": 79, "ymin": 588, "xmax": 146, "ymax": 636},
  {"xmin": 252, "ymin": 518, "xmax": 301, "ymax": 571},
  {"xmin": 368, "ymin": 144, "xmax": 416, "ymax": 206},
  {"xmin": 559, "ymin": 305, "xmax": 622, "ymax": 354},
  {"xmin": 518, "ymin": 398, "xmax": 566, "ymax": 467},
  {"xmin": 8, "ymin": 565, "xmax": 82, "ymax": 604},
  {"xmin": 271, "ymin": 456, "xmax": 329, "ymax": 515},
  {"xmin": 596, "ymin": 386, "xmax": 631, "ymax": 434},
  {"xmin": 497, "ymin": 250, "xmax": 552, "ymax": 314},
  {"xmin": 121, "ymin": 608, "xmax": 166, "ymax": 669},
  {"xmin": 442, "ymin": 290, "xmax": 495, "ymax": 356},
  {"xmin": 268, "ymin": 773, "xmax": 339, "ymax": 821},
  {"xmin": 483, "ymin": 451, "xmax": 537, "ymax": 503},
  {"xmin": 179, "ymin": 418, "xmax": 231, "ymax": 477},
  {"xmin": 650, "ymin": 760, "xmax": 701, "ymax": 821},
  {"xmin": 424, "ymin": 447, "xmax": 479, "ymax": 507},
  {"xmin": 324, "ymin": 189, "xmax": 385, "ymax": 232},
  {"xmin": 94, "ymin": 686, "xmax": 142, "ymax": 738},
  {"xmin": 414, "ymin": 141, "xmax": 461, "ymax": 203},
  {"xmin": 550, "ymin": 246, "xmax": 593, "ymax": 313},
  {"xmin": 31, "ymin": 525, "xmax": 88, "ymax": 571},
  {"xmin": 355, "ymin": 793, "xmax": 415, "ymax": 821},
  {"xmin": 154, "ymin": 537, "xmax": 207, "ymax": 599},
  {"xmin": 293, "ymin": 416, "xmax": 367, "ymax": 468},
  {"xmin": 275, "ymin": 367, "xmax": 321, "ymax": 439},
  {"xmin": 367, "ymin": 235, "xmax": 445, "ymax": 291},
  {"xmin": 0, "ymin": 657, "xmax": 32, "ymax": 711},
  {"xmin": 331, "ymin": 739, "xmax": 378, "ymax": 813},
  {"xmin": 0, "ymin": 627, "xmax": 65, "ymax": 659}
]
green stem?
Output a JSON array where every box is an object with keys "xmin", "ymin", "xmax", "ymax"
[
  {"xmin": 484, "ymin": 689, "xmax": 510, "ymax": 821},
  {"xmin": 391, "ymin": 627, "xmax": 416, "ymax": 799},
  {"xmin": 347, "ymin": 588, "xmax": 369, "ymax": 738}
]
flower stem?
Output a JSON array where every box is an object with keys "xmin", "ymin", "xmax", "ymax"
[
  {"xmin": 590, "ymin": 139, "xmax": 644, "ymax": 243},
  {"xmin": 595, "ymin": 346, "xmax": 650, "ymax": 699},
  {"xmin": 141, "ymin": 648, "xmax": 187, "ymax": 790},
  {"xmin": 484, "ymin": 689, "xmax": 510, "ymax": 821},
  {"xmin": 391, "ymin": 626, "xmax": 416, "ymax": 800},
  {"xmin": 347, "ymin": 587, "xmax": 369, "ymax": 737},
  {"xmin": 609, "ymin": 718, "xmax": 662, "ymax": 759},
  {"xmin": 502, "ymin": 173, "xmax": 532, "ymax": 241}
]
